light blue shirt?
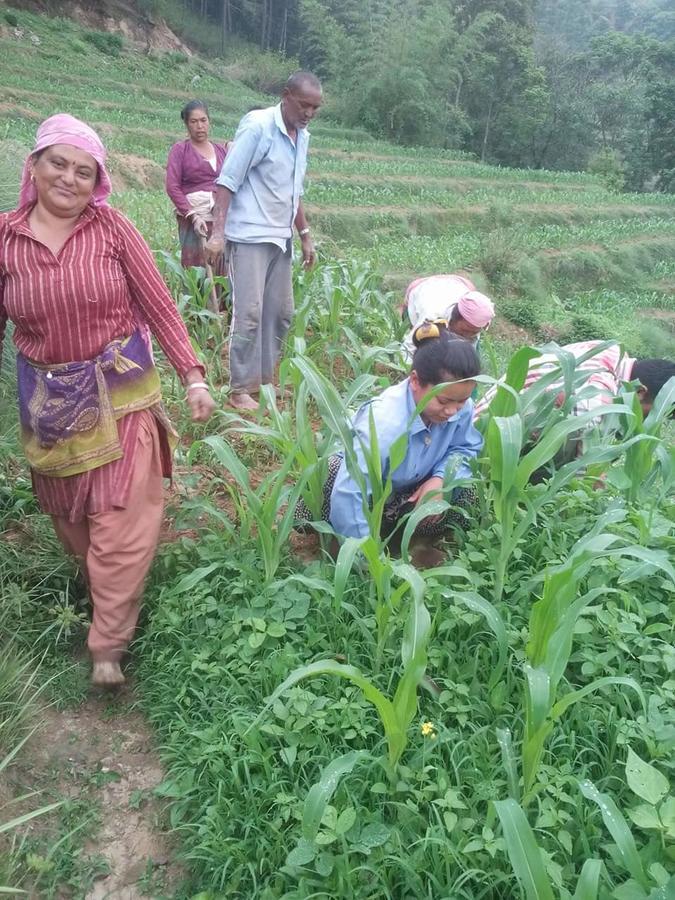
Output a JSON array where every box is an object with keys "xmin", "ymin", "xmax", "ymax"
[
  {"xmin": 329, "ymin": 379, "xmax": 483, "ymax": 539},
  {"xmin": 216, "ymin": 103, "xmax": 309, "ymax": 250}
]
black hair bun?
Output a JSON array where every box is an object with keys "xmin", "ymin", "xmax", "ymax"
[{"xmin": 412, "ymin": 318, "xmax": 449, "ymax": 348}]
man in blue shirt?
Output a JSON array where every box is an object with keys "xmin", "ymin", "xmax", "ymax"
[{"xmin": 206, "ymin": 71, "xmax": 322, "ymax": 410}]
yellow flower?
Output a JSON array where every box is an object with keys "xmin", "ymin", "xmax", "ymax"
[{"xmin": 421, "ymin": 721, "xmax": 436, "ymax": 738}]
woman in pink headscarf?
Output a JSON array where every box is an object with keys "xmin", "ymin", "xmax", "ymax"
[
  {"xmin": 0, "ymin": 114, "xmax": 216, "ymax": 687},
  {"xmin": 401, "ymin": 273, "xmax": 495, "ymax": 361}
]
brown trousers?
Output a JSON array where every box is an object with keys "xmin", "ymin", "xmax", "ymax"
[{"xmin": 51, "ymin": 414, "xmax": 164, "ymax": 662}]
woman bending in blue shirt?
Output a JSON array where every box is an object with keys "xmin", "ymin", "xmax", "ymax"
[{"xmin": 297, "ymin": 326, "xmax": 483, "ymax": 565}]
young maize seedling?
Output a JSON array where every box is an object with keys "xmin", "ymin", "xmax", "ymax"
[
  {"xmin": 495, "ymin": 797, "xmax": 603, "ymax": 900},
  {"xmin": 197, "ymin": 435, "xmax": 310, "ymax": 585},
  {"xmin": 252, "ymin": 563, "xmax": 430, "ymax": 776},
  {"xmin": 520, "ymin": 514, "xmax": 674, "ymax": 797}
]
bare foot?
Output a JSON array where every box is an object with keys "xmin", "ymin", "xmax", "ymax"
[
  {"xmin": 229, "ymin": 392, "xmax": 258, "ymax": 411},
  {"xmin": 91, "ymin": 660, "xmax": 125, "ymax": 687}
]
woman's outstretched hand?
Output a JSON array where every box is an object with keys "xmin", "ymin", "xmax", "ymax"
[{"xmin": 409, "ymin": 476, "xmax": 445, "ymax": 525}]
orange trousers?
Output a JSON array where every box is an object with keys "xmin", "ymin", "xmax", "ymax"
[{"xmin": 51, "ymin": 413, "xmax": 164, "ymax": 662}]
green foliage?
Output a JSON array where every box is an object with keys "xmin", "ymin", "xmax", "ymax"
[
  {"xmin": 588, "ymin": 148, "xmax": 627, "ymax": 192},
  {"xmin": 562, "ymin": 310, "xmax": 614, "ymax": 344},
  {"xmin": 196, "ymin": 432, "xmax": 310, "ymax": 585},
  {"xmin": 500, "ymin": 296, "xmax": 543, "ymax": 333},
  {"xmin": 255, "ymin": 561, "xmax": 430, "ymax": 773},
  {"xmin": 82, "ymin": 30, "xmax": 124, "ymax": 57}
]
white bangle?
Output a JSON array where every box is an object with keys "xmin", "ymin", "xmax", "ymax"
[
  {"xmin": 298, "ymin": 227, "xmax": 310, "ymax": 237},
  {"xmin": 186, "ymin": 381, "xmax": 209, "ymax": 392}
]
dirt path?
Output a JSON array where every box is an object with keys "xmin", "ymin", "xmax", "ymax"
[{"xmin": 26, "ymin": 692, "xmax": 183, "ymax": 898}]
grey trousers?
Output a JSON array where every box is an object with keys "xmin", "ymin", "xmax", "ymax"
[{"xmin": 227, "ymin": 241, "xmax": 294, "ymax": 393}]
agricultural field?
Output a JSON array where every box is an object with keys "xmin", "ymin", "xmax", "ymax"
[{"xmin": 0, "ymin": 5, "xmax": 674, "ymax": 899}]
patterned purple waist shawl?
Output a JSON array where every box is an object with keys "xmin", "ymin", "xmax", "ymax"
[{"xmin": 17, "ymin": 329, "xmax": 164, "ymax": 478}]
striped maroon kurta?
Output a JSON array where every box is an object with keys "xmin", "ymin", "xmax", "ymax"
[{"xmin": 0, "ymin": 203, "xmax": 203, "ymax": 522}]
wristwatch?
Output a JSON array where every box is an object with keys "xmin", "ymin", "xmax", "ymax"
[{"xmin": 298, "ymin": 227, "xmax": 311, "ymax": 237}]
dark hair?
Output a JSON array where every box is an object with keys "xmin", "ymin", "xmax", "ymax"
[
  {"xmin": 632, "ymin": 358, "xmax": 675, "ymax": 402},
  {"xmin": 181, "ymin": 100, "xmax": 209, "ymax": 123},
  {"xmin": 412, "ymin": 331, "xmax": 480, "ymax": 385},
  {"xmin": 449, "ymin": 305, "xmax": 463, "ymax": 323},
  {"xmin": 284, "ymin": 70, "xmax": 322, "ymax": 95}
]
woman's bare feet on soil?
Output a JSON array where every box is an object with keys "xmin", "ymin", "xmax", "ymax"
[
  {"xmin": 229, "ymin": 392, "xmax": 258, "ymax": 411},
  {"xmin": 92, "ymin": 660, "xmax": 125, "ymax": 687}
]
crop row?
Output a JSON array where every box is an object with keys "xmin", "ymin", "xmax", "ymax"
[
  {"xmin": 310, "ymin": 153, "xmax": 604, "ymax": 186},
  {"xmin": 304, "ymin": 178, "xmax": 675, "ymax": 210},
  {"xmin": 356, "ymin": 218, "xmax": 675, "ymax": 271}
]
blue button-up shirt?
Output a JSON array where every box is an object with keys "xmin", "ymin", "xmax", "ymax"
[
  {"xmin": 216, "ymin": 103, "xmax": 309, "ymax": 250},
  {"xmin": 329, "ymin": 379, "xmax": 483, "ymax": 539}
]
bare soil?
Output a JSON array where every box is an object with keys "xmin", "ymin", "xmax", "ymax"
[
  {"xmin": 18, "ymin": 693, "xmax": 184, "ymax": 898},
  {"xmin": 8, "ymin": 0, "xmax": 191, "ymax": 53},
  {"xmin": 109, "ymin": 153, "xmax": 165, "ymax": 190},
  {"xmin": 490, "ymin": 316, "xmax": 535, "ymax": 345}
]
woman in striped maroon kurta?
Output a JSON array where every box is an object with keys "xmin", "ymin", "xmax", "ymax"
[{"xmin": 0, "ymin": 114, "xmax": 216, "ymax": 687}]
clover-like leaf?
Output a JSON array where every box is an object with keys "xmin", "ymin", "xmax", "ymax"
[{"xmin": 626, "ymin": 747, "xmax": 669, "ymax": 806}]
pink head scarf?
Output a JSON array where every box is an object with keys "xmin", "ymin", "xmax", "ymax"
[
  {"xmin": 457, "ymin": 291, "xmax": 495, "ymax": 329},
  {"xmin": 19, "ymin": 113, "xmax": 112, "ymax": 208}
]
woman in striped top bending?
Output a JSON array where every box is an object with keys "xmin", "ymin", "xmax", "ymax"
[{"xmin": 0, "ymin": 114, "xmax": 216, "ymax": 687}]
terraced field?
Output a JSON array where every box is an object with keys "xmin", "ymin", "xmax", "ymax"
[{"xmin": 1, "ymin": 6, "xmax": 673, "ymax": 360}]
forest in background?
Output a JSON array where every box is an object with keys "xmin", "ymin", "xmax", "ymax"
[{"xmin": 147, "ymin": 0, "xmax": 675, "ymax": 191}]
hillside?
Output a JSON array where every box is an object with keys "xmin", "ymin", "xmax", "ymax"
[{"xmin": 0, "ymin": 2, "xmax": 674, "ymax": 358}]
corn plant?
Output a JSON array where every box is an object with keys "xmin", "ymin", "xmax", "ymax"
[
  {"xmin": 518, "ymin": 516, "xmax": 674, "ymax": 798},
  {"xmin": 579, "ymin": 778, "xmax": 674, "ymax": 897},
  {"xmin": 159, "ymin": 250, "xmax": 229, "ymax": 384},
  {"xmin": 195, "ymin": 435, "xmax": 310, "ymax": 585},
  {"xmin": 495, "ymin": 797, "xmax": 604, "ymax": 900},
  {"xmin": 293, "ymin": 356, "xmax": 443, "ymax": 659},
  {"xmin": 326, "ymin": 328, "xmax": 406, "ymax": 382},
  {"xmin": 287, "ymin": 260, "xmax": 402, "ymax": 379},
  {"xmin": 613, "ymin": 375, "xmax": 675, "ymax": 508},
  {"xmin": 253, "ymin": 563, "xmax": 429, "ymax": 776},
  {"xmin": 220, "ymin": 382, "xmax": 333, "ymax": 523},
  {"xmin": 481, "ymin": 344, "xmax": 654, "ymax": 603},
  {"xmin": 292, "ymin": 356, "xmax": 409, "ymax": 544},
  {"xmin": 334, "ymin": 538, "xmax": 426, "ymax": 660}
]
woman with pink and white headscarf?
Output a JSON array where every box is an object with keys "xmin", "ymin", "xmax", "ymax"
[
  {"xmin": 401, "ymin": 273, "xmax": 495, "ymax": 361},
  {"xmin": 1, "ymin": 114, "xmax": 216, "ymax": 687}
]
